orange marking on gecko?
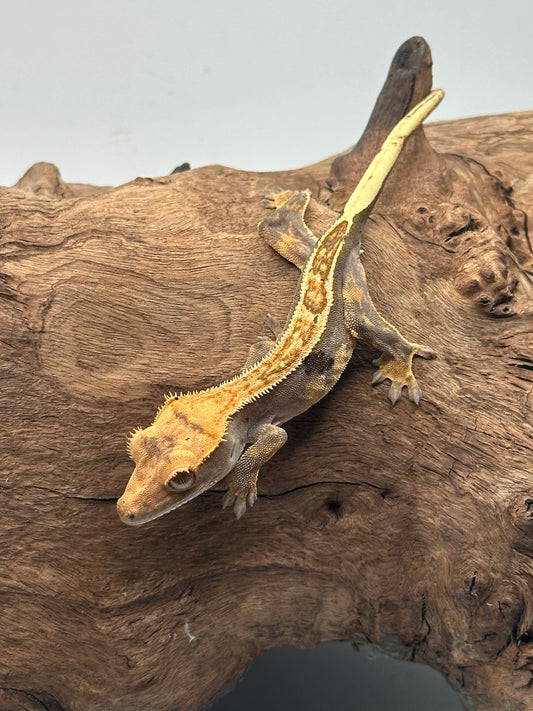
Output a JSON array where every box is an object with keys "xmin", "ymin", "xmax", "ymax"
[{"xmin": 149, "ymin": 214, "xmax": 349, "ymax": 467}]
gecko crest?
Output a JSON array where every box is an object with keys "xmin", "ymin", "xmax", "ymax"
[{"xmin": 130, "ymin": 218, "xmax": 348, "ymax": 477}]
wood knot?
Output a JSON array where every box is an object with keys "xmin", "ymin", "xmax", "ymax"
[
  {"xmin": 325, "ymin": 498, "xmax": 342, "ymax": 519},
  {"xmin": 455, "ymin": 248, "xmax": 519, "ymax": 318},
  {"xmin": 14, "ymin": 162, "xmax": 74, "ymax": 199}
]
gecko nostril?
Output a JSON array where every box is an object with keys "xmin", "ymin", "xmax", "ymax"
[{"xmin": 117, "ymin": 499, "xmax": 137, "ymax": 523}]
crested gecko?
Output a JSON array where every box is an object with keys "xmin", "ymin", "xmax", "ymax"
[{"xmin": 117, "ymin": 88, "xmax": 444, "ymax": 524}]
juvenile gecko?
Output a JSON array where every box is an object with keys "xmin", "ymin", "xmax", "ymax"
[{"xmin": 117, "ymin": 88, "xmax": 444, "ymax": 524}]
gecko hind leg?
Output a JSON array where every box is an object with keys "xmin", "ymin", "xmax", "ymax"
[
  {"xmin": 259, "ymin": 189, "xmax": 317, "ymax": 270},
  {"xmin": 343, "ymin": 251, "xmax": 436, "ymax": 405},
  {"xmin": 222, "ymin": 423, "xmax": 287, "ymax": 519}
]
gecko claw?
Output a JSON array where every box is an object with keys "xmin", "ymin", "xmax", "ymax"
[
  {"xmin": 222, "ymin": 491, "xmax": 236, "ymax": 510},
  {"xmin": 247, "ymin": 491, "xmax": 257, "ymax": 508}
]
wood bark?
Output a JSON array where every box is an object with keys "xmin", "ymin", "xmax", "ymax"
[{"xmin": 1, "ymin": 37, "xmax": 532, "ymax": 711}]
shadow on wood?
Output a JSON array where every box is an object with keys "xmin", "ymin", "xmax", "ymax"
[{"xmin": 1, "ymin": 37, "xmax": 532, "ymax": 711}]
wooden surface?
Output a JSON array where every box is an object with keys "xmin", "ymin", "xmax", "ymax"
[{"xmin": 1, "ymin": 38, "xmax": 532, "ymax": 711}]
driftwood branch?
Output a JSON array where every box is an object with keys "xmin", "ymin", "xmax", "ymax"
[{"xmin": 1, "ymin": 37, "xmax": 532, "ymax": 711}]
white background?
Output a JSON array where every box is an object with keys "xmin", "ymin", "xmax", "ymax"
[{"xmin": 1, "ymin": 0, "xmax": 531, "ymax": 187}]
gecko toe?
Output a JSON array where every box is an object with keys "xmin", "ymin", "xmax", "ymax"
[
  {"xmin": 265, "ymin": 313, "xmax": 283, "ymax": 339},
  {"xmin": 388, "ymin": 383, "xmax": 403, "ymax": 405},
  {"xmin": 372, "ymin": 369, "xmax": 386, "ymax": 385},
  {"xmin": 416, "ymin": 345, "xmax": 437, "ymax": 360},
  {"xmin": 222, "ymin": 491, "xmax": 236, "ymax": 510},
  {"xmin": 234, "ymin": 498, "xmax": 247, "ymax": 519},
  {"xmin": 262, "ymin": 187, "xmax": 294, "ymax": 209},
  {"xmin": 224, "ymin": 490, "xmax": 250, "ymax": 517},
  {"xmin": 408, "ymin": 384, "xmax": 422, "ymax": 405}
]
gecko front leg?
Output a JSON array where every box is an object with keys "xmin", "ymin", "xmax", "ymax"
[{"xmin": 222, "ymin": 423, "xmax": 287, "ymax": 519}]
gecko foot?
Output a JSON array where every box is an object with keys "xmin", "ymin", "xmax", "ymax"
[
  {"xmin": 222, "ymin": 424, "xmax": 285, "ymax": 518},
  {"xmin": 222, "ymin": 490, "xmax": 257, "ymax": 519},
  {"xmin": 222, "ymin": 468, "xmax": 259, "ymax": 519},
  {"xmin": 262, "ymin": 187, "xmax": 296, "ymax": 209},
  {"xmin": 372, "ymin": 344, "xmax": 436, "ymax": 405}
]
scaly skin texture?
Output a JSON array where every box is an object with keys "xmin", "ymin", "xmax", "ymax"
[{"xmin": 117, "ymin": 89, "xmax": 444, "ymax": 525}]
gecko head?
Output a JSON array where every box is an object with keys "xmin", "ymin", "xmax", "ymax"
[{"xmin": 117, "ymin": 394, "xmax": 231, "ymax": 526}]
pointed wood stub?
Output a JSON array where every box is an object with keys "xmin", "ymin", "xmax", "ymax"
[{"xmin": 323, "ymin": 36, "xmax": 437, "ymax": 210}]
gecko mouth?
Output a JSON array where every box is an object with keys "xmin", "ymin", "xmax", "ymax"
[{"xmin": 116, "ymin": 478, "xmax": 215, "ymax": 526}]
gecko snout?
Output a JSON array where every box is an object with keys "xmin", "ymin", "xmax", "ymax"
[{"xmin": 116, "ymin": 497, "xmax": 142, "ymax": 526}]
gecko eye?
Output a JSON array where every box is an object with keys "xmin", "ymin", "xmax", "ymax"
[{"xmin": 168, "ymin": 470, "xmax": 196, "ymax": 492}]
